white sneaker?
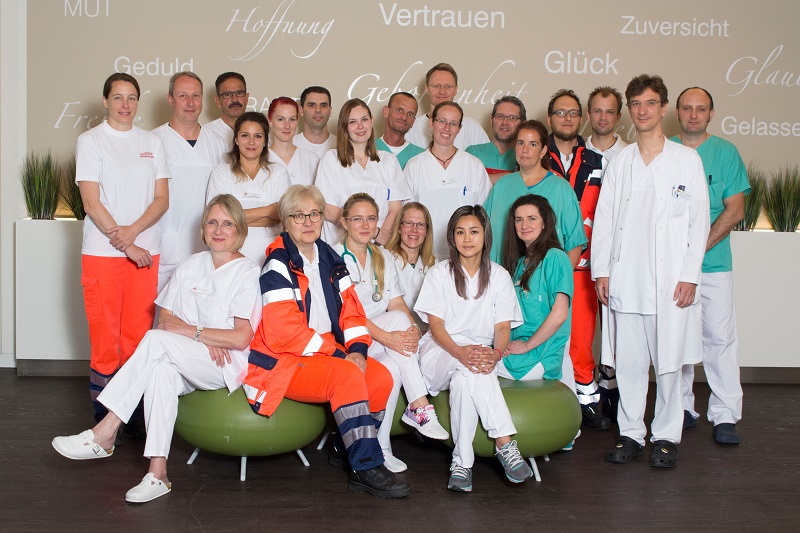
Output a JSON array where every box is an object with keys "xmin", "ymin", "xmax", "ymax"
[
  {"xmin": 401, "ymin": 405, "xmax": 449, "ymax": 440},
  {"xmin": 382, "ymin": 453, "xmax": 408, "ymax": 473},
  {"xmin": 125, "ymin": 473, "xmax": 172, "ymax": 503},
  {"xmin": 52, "ymin": 429, "xmax": 114, "ymax": 460}
]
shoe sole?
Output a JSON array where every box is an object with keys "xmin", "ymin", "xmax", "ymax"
[
  {"xmin": 347, "ymin": 480, "xmax": 410, "ymax": 498},
  {"xmin": 125, "ymin": 487, "xmax": 171, "ymax": 503},
  {"xmin": 401, "ymin": 414, "xmax": 449, "ymax": 440},
  {"xmin": 447, "ymin": 484, "xmax": 472, "ymax": 492},
  {"xmin": 52, "ymin": 439, "xmax": 113, "ymax": 461}
]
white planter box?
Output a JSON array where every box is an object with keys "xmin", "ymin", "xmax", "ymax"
[
  {"xmin": 15, "ymin": 218, "xmax": 90, "ymax": 363},
  {"xmin": 731, "ymin": 231, "xmax": 800, "ymax": 367}
]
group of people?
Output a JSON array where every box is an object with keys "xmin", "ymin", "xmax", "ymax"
[{"xmin": 52, "ymin": 62, "xmax": 749, "ymax": 502}]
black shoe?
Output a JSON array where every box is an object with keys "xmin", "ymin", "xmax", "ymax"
[
  {"xmin": 713, "ymin": 423, "xmax": 740, "ymax": 445},
  {"xmin": 348, "ymin": 465, "xmax": 411, "ymax": 498},
  {"xmin": 582, "ymin": 404, "xmax": 611, "ymax": 431},
  {"xmin": 683, "ymin": 410, "xmax": 697, "ymax": 430},
  {"xmin": 328, "ymin": 440, "xmax": 350, "ymax": 470},
  {"xmin": 121, "ymin": 419, "xmax": 147, "ymax": 443},
  {"xmin": 599, "ymin": 388, "xmax": 619, "ymax": 424}
]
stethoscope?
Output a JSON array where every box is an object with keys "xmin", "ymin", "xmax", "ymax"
[{"xmin": 341, "ymin": 242, "xmax": 381, "ymax": 302}]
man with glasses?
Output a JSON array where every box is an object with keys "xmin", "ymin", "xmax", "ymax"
[
  {"xmin": 204, "ymin": 72, "xmax": 249, "ymax": 147},
  {"xmin": 294, "ymin": 86, "xmax": 337, "ymax": 158},
  {"xmin": 546, "ymin": 89, "xmax": 607, "ymax": 430},
  {"xmin": 153, "ymin": 72, "xmax": 227, "ymax": 292},
  {"xmin": 672, "ymin": 87, "xmax": 749, "ymax": 445},
  {"xmin": 593, "ymin": 74, "xmax": 709, "ymax": 468},
  {"xmin": 466, "ymin": 96, "xmax": 526, "ymax": 184},
  {"xmin": 406, "ymin": 63, "xmax": 489, "ymax": 150},
  {"xmin": 376, "ymin": 92, "xmax": 424, "ymax": 169}
]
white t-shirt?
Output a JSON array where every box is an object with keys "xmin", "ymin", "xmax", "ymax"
[
  {"xmin": 586, "ymin": 134, "xmax": 629, "ymax": 163},
  {"xmin": 203, "ymin": 118, "xmax": 234, "ymax": 149},
  {"xmin": 75, "ymin": 122, "xmax": 169, "ymax": 257},
  {"xmin": 333, "ymin": 244, "xmax": 404, "ymax": 319},
  {"xmin": 152, "ymin": 123, "xmax": 227, "ymax": 267},
  {"xmin": 300, "ymin": 245, "xmax": 332, "ymax": 334},
  {"xmin": 315, "ymin": 149, "xmax": 411, "ymax": 244},
  {"xmin": 293, "ymin": 132, "xmax": 337, "ymax": 159},
  {"xmin": 268, "ymin": 147, "xmax": 319, "ymax": 186},
  {"xmin": 155, "ymin": 251, "xmax": 261, "ymax": 392},
  {"xmin": 414, "ymin": 260, "xmax": 522, "ymax": 346},
  {"xmin": 206, "ymin": 163, "xmax": 291, "ymax": 267},
  {"xmin": 406, "ymin": 115, "xmax": 489, "ymax": 151},
  {"xmin": 392, "ymin": 253, "xmax": 429, "ymax": 311},
  {"xmin": 404, "ymin": 149, "xmax": 492, "ymax": 260}
]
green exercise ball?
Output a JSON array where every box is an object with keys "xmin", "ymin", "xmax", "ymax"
[
  {"xmin": 175, "ymin": 388, "xmax": 327, "ymax": 457},
  {"xmin": 429, "ymin": 378, "xmax": 581, "ymax": 457}
]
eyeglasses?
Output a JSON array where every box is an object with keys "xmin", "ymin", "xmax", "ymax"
[
  {"xmin": 434, "ymin": 118, "xmax": 460, "ymax": 128},
  {"xmin": 219, "ymin": 90, "xmax": 246, "ymax": 99},
  {"xmin": 206, "ymin": 220, "xmax": 236, "ymax": 229},
  {"xmin": 493, "ymin": 114, "xmax": 521, "ymax": 123},
  {"xmin": 628, "ymin": 100, "xmax": 663, "ymax": 109},
  {"xmin": 400, "ymin": 221, "xmax": 428, "ymax": 230},
  {"xmin": 550, "ymin": 109, "xmax": 581, "ymax": 118},
  {"xmin": 427, "ymin": 84, "xmax": 455, "ymax": 92},
  {"xmin": 345, "ymin": 216, "xmax": 379, "ymax": 224},
  {"xmin": 289, "ymin": 211, "xmax": 322, "ymax": 224}
]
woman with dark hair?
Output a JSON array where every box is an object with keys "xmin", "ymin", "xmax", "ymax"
[
  {"xmin": 54, "ymin": 195, "xmax": 262, "ymax": 504},
  {"xmin": 267, "ymin": 96, "xmax": 319, "ymax": 186},
  {"xmin": 242, "ymin": 185, "xmax": 410, "ymax": 498},
  {"xmin": 206, "ymin": 111, "xmax": 291, "ymax": 266},
  {"xmin": 333, "ymin": 193, "xmax": 447, "ymax": 473},
  {"xmin": 76, "ymin": 73, "xmax": 169, "ymax": 424},
  {"xmin": 414, "ymin": 205, "xmax": 533, "ymax": 492},
  {"xmin": 404, "ymin": 101, "xmax": 491, "ymax": 260},
  {"xmin": 499, "ymin": 194, "xmax": 575, "ymax": 391},
  {"xmin": 484, "ymin": 119, "xmax": 586, "ymax": 265},
  {"xmin": 385, "ymin": 202, "xmax": 436, "ymax": 327},
  {"xmin": 315, "ymin": 98, "xmax": 408, "ymax": 244}
]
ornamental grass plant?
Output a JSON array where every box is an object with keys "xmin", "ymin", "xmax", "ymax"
[
  {"xmin": 735, "ymin": 164, "xmax": 766, "ymax": 231},
  {"xmin": 21, "ymin": 151, "xmax": 60, "ymax": 220},
  {"xmin": 762, "ymin": 165, "xmax": 800, "ymax": 232},
  {"xmin": 60, "ymin": 155, "xmax": 85, "ymax": 220}
]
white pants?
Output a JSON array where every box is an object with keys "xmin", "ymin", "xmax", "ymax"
[
  {"xmin": 497, "ymin": 348, "xmax": 576, "ymax": 391},
  {"xmin": 614, "ymin": 313, "xmax": 682, "ymax": 446},
  {"xmin": 369, "ymin": 311, "xmax": 430, "ymax": 456},
  {"xmin": 419, "ymin": 337, "xmax": 516, "ymax": 468},
  {"xmin": 681, "ymin": 271, "xmax": 742, "ymax": 425},
  {"xmin": 97, "ymin": 329, "xmax": 227, "ymax": 459}
]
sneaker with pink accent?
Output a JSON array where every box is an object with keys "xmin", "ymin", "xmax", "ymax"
[{"xmin": 401, "ymin": 404, "xmax": 449, "ymax": 440}]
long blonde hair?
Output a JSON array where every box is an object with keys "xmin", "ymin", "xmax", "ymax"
[
  {"xmin": 341, "ymin": 193, "xmax": 385, "ymax": 295},
  {"xmin": 385, "ymin": 202, "xmax": 435, "ymax": 270}
]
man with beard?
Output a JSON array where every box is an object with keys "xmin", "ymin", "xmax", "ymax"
[
  {"xmin": 466, "ymin": 96, "xmax": 526, "ymax": 184},
  {"xmin": 546, "ymin": 89, "xmax": 607, "ymax": 431},
  {"xmin": 204, "ymin": 72, "xmax": 249, "ymax": 147},
  {"xmin": 293, "ymin": 86, "xmax": 337, "ymax": 159},
  {"xmin": 585, "ymin": 86, "xmax": 628, "ymax": 424},
  {"xmin": 376, "ymin": 91, "xmax": 424, "ymax": 169},
  {"xmin": 672, "ymin": 87, "xmax": 749, "ymax": 445}
]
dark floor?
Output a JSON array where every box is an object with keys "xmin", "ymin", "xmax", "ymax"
[{"xmin": 0, "ymin": 369, "xmax": 798, "ymax": 532}]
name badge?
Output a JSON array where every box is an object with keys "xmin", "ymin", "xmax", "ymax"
[{"xmin": 192, "ymin": 286, "xmax": 212, "ymax": 295}]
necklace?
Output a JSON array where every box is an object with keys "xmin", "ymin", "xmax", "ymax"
[{"xmin": 432, "ymin": 148, "xmax": 457, "ymax": 167}]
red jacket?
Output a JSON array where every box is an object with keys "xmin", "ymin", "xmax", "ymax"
[
  {"xmin": 243, "ymin": 233, "xmax": 372, "ymax": 416},
  {"xmin": 548, "ymin": 135, "xmax": 604, "ymax": 271}
]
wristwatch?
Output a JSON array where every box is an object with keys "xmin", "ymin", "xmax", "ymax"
[{"xmin": 194, "ymin": 326, "xmax": 204, "ymax": 342}]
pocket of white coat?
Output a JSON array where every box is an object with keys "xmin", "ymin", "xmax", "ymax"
[{"xmin": 669, "ymin": 194, "xmax": 689, "ymax": 218}]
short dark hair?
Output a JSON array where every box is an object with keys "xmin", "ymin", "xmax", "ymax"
[
  {"xmin": 676, "ymin": 86, "xmax": 714, "ymax": 110},
  {"xmin": 103, "ymin": 73, "xmax": 140, "ymax": 99},
  {"xmin": 387, "ymin": 91, "xmax": 418, "ymax": 109},
  {"xmin": 587, "ymin": 86, "xmax": 623, "ymax": 114},
  {"xmin": 547, "ymin": 89, "xmax": 581, "ymax": 117},
  {"xmin": 300, "ymin": 86, "xmax": 331, "ymax": 107},
  {"xmin": 625, "ymin": 74, "xmax": 668, "ymax": 106},
  {"xmin": 492, "ymin": 96, "xmax": 527, "ymax": 122},
  {"xmin": 214, "ymin": 72, "xmax": 246, "ymax": 96}
]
